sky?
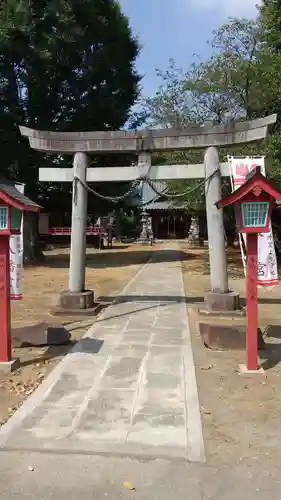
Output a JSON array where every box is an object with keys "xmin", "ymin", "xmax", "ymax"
[{"xmin": 119, "ymin": 0, "xmax": 261, "ymax": 97}]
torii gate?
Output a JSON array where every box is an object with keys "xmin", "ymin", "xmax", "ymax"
[{"xmin": 19, "ymin": 114, "xmax": 277, "ymax": 314}]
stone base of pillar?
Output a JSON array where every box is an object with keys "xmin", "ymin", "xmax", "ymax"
[
  {"xmin": 197, "ymin": 291, "xmax": 252, "ymax": 351},
  {"xmin": 60, "ymin": 290, "xmax": 94, "ymax": 309},
  {"xmin": 0, "ymin": 358, "xmax": 20, "ymax": 373},
  {"xmin": 200, "ymin": 290, "xmax": 243, "ymax": 316},
  {"xmin": 199, "ymin": 323, "xmax": 265, "ymax": 351},
  {"xmin": 51, "ymin": 290, "xmax": 102, "ymax": 316}
]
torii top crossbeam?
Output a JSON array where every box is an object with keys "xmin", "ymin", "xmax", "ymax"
[{"xmin": 19, "ymin": 114, "xmax": 277, "ymax": 154}]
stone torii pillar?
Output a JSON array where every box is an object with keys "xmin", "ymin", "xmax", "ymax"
[
  {"xmin": 203, "ymin": 147, "xmax": 239, "ymax": 312},
  {"xmin": 59, "ymin": 152, "xmax": 92, "ymax": 311},
  {"xmin": 55, "ymin": 150, "xmax": 93, "ymax": 312},
  {"xmin": 69, "ymin": 152, "xmax": 88, "ymax": 294},
  {"xmin": 205, "ymin": 147, "xmax": 228, "ymax": 292},
  {"xmin": 19, "ymin": 114, "xmax": 276, "ymax": 313}
]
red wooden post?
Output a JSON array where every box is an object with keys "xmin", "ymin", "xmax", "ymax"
[
  {"xmin": 0, "ymin": 236, "xmax": 11, "ymax": 362},
  {"xmin": 246, "ymin": 232, "xmax": 258, "ymax": 370}
]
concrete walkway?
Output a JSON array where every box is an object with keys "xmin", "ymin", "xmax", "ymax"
[{"xmin": 0, "ymin": 243, "xmax": 204, "ymax": 462}]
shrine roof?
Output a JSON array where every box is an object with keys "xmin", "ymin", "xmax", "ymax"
[
  {"xmin": 0, "ymin": 177, "xmax": 41, "ymax": 212},
  {"xmin": 217, "ymin": 168, "xmax": 281, "ymax": 209},
  {"xmin": 145, "ymin": 201, "xmax": 186, "ymax": 211},
  {"xmin": 127, "ymin": 181, "xmax": 186, "ymax": 210}
]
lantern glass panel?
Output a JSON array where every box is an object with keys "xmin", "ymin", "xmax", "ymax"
[
  {"xmin": 11, "ymin": 208, "xmax": 21, "ymax": 230},
  {"xmin": 241, "ymin": 202, "xmax": 269, "ymax": 228},
  {"xmin": 0, "ymin": 206, "xmax": 8, "ymax": 230}
]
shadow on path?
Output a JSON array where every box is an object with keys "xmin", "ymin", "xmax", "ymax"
[
  {"xmin": 42, "ymin": 249, "xmax": 194, "ymax": 269},
  {"xmin": 98, "ymin": 294, "xmax": 204, "ymax": 304},
  {"xmin": 95, "ymin": 295, "xmax": 204, "ymax": 324}
]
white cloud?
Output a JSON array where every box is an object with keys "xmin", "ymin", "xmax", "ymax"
[{"xmin": 187, "ymin": 0, "xmax": 261, "ymax": 17}]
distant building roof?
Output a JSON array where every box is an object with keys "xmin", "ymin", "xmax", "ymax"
[
  {"xmin": 141, "ymin": 181, "xmax": 167, "ymax": 204},
  {"xmin": 146, "ymin": 201, "xmax": 186, "ymax": 211},
  {"xmin": 127, "ymin": 180, "xmax": 186, "ymax": 210}
]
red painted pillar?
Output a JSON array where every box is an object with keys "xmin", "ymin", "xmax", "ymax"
[
  {"xmin": 0, "ymin": 237, "xmax": 11, "ymax": 362},
  {"xmin": 246, "ymin": 232, "xmax": 258, "ymax": 370}
]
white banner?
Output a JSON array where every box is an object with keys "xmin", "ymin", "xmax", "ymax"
[
  {"xmin": 9, "ymin": 183, "xmax": 25, "ymax": 300},
  {"xmin": 228, "ymin": 157, "xmax": 279, "ymax": 287},
  {"xmin": 10, "ymin": 234, "xmax": 23, "ymax": 300}
]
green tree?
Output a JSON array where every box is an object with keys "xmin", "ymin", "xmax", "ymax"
[
  {"xmin": 143, "ymin": 20, "xmax": 268, "ymax": 129},
  {"xmin": 258, "ymin": 1, "xmax": 281, "ymax": 181},
  {"xmin": 185, "ymin": 18, "xmax": 267, "ymax": 123},
  {"xmin": 0, "ymin": 0, "xmax": 140, "ymax": 189},
  {"xmin": 260, "ymin": 0, "xmax": 281, "ymax": 51},
  {"xmin": 143, "ymin": 59, "xmax": 195, "ymax": 128},
  {"xmin": 0, "ymin": 0, "xmax": 141, "ymax": 260}
]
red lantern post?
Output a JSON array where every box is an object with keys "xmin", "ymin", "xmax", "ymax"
[
  {"xmin": 0, "ymin": 236, "xmax": 11, "ymax": 364},
  {"xmin": 0, "ymin": 183, "xmax": 40, "ymax": 372},
  {"xmin": 246, "ymin": 232, "xmax": 258, "ymax": 370},
  {"xmin": 217, "ymin": 167, "xmax": 281, "ymax": 372}
]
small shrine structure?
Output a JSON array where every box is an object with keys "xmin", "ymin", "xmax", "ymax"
[{"xmin": 217, "ymin": 167, "xmax": 281, "ymax": 372}]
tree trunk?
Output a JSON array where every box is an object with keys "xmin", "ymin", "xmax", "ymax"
[{"xmin": 23, "ymin": 212, "xmax": 45, "ymax": 265}]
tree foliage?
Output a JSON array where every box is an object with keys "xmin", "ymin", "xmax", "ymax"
[
  {"xmin": 143, "ymin": 60, "xmax": 195, "ymax": 128},
  {"xmin": 260, "ymin": 0, "xmax": 281, "ymax": 51},
  {"xmin": 0, "ymin": 0, "xmax": 141, "ymax": 199},
  {"xmin": 185, "ymin": 18, "xmax": 267, "ymax": 123}
]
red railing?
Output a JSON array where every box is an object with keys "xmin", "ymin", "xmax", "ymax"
[{"xmin": 48, "ymin": 226, "xmax": 102, "ymax": 235}]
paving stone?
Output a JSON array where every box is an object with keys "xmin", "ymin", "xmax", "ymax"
[
  {"xmin": 144, "ymin": 372, "xmax": 182, "ymax": 390},
  {"xmin": 151, "ymin": 330, "xmax": 185, "ymax": 346},
  {"xmin": 121, "ymin": 331, "xmax": 152, "ymax": 345},
  {"xmin": 112, "ymin": 344, "xmax": 148, "ymax": 358},
  {"xmin": 126, "ymin": 419, "xmax": 186, "ymax": 450},
  {"xmin": 145, "ymin": 346, "xmax": 183, "ymax": 375},
  {"xmin": 74, "ymin": 390, "xmax": 134, "ymax": 443},
  {"xmin": 126, "ymin": 316, "xmax": 156, "ymax": 330},
  {"xmin": 154, "ymin": 317, "xmax": 187, "ymax": 329},
  {"xmin": 101, "ymin": 356, "xmax": 144, "ymax": 389}
]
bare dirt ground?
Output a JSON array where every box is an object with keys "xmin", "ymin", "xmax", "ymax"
[
  {"xmin": 181, "ymin": 242, "xmax": 281, "ymax": 488},
  {"xmin": 0, "ymin": 242, "xmax": 159, "ymax": 426}
]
